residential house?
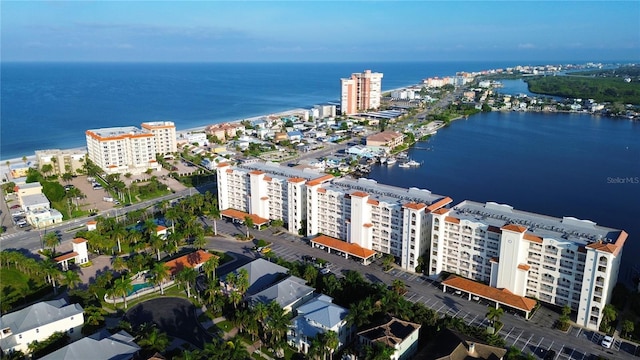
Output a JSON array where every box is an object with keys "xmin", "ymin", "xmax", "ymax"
[
  {"xmin": 38, "ymin": 330, "xmax": 140, "ymax": 360},
  {"xmin": 165, "ymin": 250, "xmax": 218, "ymax": 277},
  {"xmin": 220, "ymin": 258, "xmax": 289, "ymax": 296},
  {"xmin": 288, "ymin": 294, "xmax": 353, "ymax": 354},
  {"xmin": 366, "ymin": 131, "xmax": 405, "ymax": 151},
  {"xmin": 357, "ymin": 317, "xmax": 420, "ymax": 360},
  {"xmin": 417, "ymin": 328, "xmax": 506, "ymax": 360},
  {"xmin": 0, "ymin": 299, "xmax": 84, "ymax": 354},
  {"xmin": 247, "ymin": 276, "xmax": 315, "ymax": 313}
]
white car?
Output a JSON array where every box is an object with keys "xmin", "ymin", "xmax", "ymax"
[{"xmin": 601, "ymin": 335, "xmax": 614, "ymax": 348}]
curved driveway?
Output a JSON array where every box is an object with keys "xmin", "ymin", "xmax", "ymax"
[{"xmin": 124, "ymin": 297, "xmax": 213, "ymax": 349}]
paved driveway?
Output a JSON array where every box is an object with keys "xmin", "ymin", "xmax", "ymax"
[{"xmin": 124, "ymin": 297, "xmax": 213, "ymax": 349}]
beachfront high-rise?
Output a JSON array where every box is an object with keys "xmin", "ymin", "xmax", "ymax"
[
  {"xmin": 430, "ymin": 200, "xmax": 627, "ymax": 331},
  {"xmin": 86, "ymin": 121, "xmax": 176, "ymax": 174},
  {"xmin": 340, "ymin": 70, "xmax": 383, "ymax": 115},
  {"xmin": 216, "ymin": 161, "xmax": 451, "ymax": 272}
]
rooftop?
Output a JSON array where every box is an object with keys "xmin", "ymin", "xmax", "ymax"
[
  {"xmin": 0, "ymin": 299, "xmax": 83, "ymax": 336},
  {"xmin": 39, "ymin": 330, "xmax": 140, "ymax": 360},
  {"xmin": 357, "ymin": 316, "xmax": 420, "ymax": 347},
  {"xmin": 449, "ymin": 200, "xmax": 625, "ymax": 247},
  {"xmin": 248, "ymin": 276, "xmax": 314, "ymax": 309},
  {"xmin": 165, "ymin": 250, "xmax": 217, "ymax": 276},
  {"xmin": 87, "ymin": 126, "xmax": 149, "ymax": 139},
  {"xmin": 223, "ymin": 258, "xmax": 289, "ymax": 296},
  {"xmin": 442, "ymin": 275, "xmax": 537, "ymax": 312}
]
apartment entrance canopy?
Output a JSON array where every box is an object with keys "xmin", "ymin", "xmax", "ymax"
[
  {"xmin": 310, "ymin": 235, "xmax": 377, "ymax": 264},
  {"xmin": 220, "ymin": 209, "xmax": 270, "ymax": 227},
  {"xmin": 441, "ymin": 275, "xmax": 537, "ymax": 318}
]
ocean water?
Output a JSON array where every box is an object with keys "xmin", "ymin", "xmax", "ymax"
[
  {"xmin": 2, "ymin": 61, "xmax": 532, "ymax": 160},
  {"xmin": 369, "ymin": 111, "xmax": 640, "ymax": 279},
  {"xmin": 2, "ymin": 61, "xmax": 637, "ymax": 279}
]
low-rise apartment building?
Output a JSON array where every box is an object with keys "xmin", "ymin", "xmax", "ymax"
[
  {"xmin": 366, "ymin": 131, "xmax": 405, "ymax": 151},
  {"xmin": 35, "ymin": 149, "xmax": 86, "ymax": 175},
  {"xmin": 429, "ymin": 200, "xmax": 627, "ymax": 331},
  {"xmin": 217, "ymin": 161, "xmax": 451, "ymax": 272}
]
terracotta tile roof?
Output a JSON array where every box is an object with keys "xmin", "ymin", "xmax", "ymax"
[
  {"xmin": 363, "ymin": 223, "xmax": 374, "ymax": 228},
  {"xmin": 317, "ymin": 188, "xmax": 327, "ymax": 193},
  {"xmin": 288, "ymin": 177, "xmax": 306, "ymax": 183},
  {"xmin": 351, "ymin": 191, "xmax": 369, "ymax": 198},
  {"xmin": 55, "ymin": 251, "xmax": 79, "ymax": 262},
  {"xmin": 311, "ymin": 235, "xmax": 376, "ymax": 260},
  {"xmin": 426, "ymin": 196, "xmax": 453, "ymax": 212},
  {"xmin": 517, "ymin": 264, "xmax": 530, "ymax": 271},
  {"xmin": 404, "ymin": 202, "xmax": 426, "ymax": 211},
  {"xmin": 263, "ymin": 176, "xmax": 273, "ymax": 181},
  {"xmin": 165, "ymin": 250, "xmax": 218, "ymax": 276},
  {"xmin": 249, "ymin": 170, "xmax": 265, "ymax": 175},
  {"xmin": 442, "ymin": 275, "xmax": 537, "ymax": 312},
  {"xmin": 502, "ymin": 224, "xmax": 527, "ymax": 233},
  {"xmin": 578, "ymin": 246, "xmax": 587, "ymax": 253},
  {"xmin": 585, "ymin": 231, "xmax": 629, "ymax": 256},
  {"xmin": 490, "ymin": 257, "xmax": 499, "ymax": 263},
  {"xmin": 226, "ymin": 169, "xmax": 234, "ymax": 173},
  {"xmin": 86, "ymin": 221, "xmax": 97, "ymax": 225},
  {"xmin": 432, "ymin": 208, "xmax": 449, "ymax": 215},
  {"xmin": 487, "ymin": 225, "xmax": 502, "ymax": 233},
  {"xmin": 445, "ymin": 216, "xmax": 460, "ymax": 224},
  {"xmin": 71, "ymin": 238, "xmax": 87, "ymax": 244},
  {"xmin": 220, "ymin": 208, "xmax": 270, "ymax": 225},
  {"xmin": 260, "ymin": 196, "xmax": 269, "ymax": 200},
  {"xmin": 367, "ymin": 199, "xmax": 380, "ymax": 206},
  {"xmin": 306, "ymin": 174, "xmax": 334, "ymax": 186},
  {"xmin": 217, "ymin": 162, "xmax": 230, "ymax": 168},
  {"xmin": 523, "ymin": 233, "xmax": 543, "ymax": 243},
  {"xmin": 367, "ymin": 131, "xmax": 403, "ymax": 143},
  {"xmin": 156, "ymin": 225, "xmax": 167, "ymax": 232}
]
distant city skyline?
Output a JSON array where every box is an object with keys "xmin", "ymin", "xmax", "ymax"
[{"xmin": 2, "ymin": 1, "xmax": 639, "ymax": 63}]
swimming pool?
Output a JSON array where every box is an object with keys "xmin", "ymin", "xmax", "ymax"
[{"xmin": 127, "ymin": 282, "xmax": 153, "ymax": 296}]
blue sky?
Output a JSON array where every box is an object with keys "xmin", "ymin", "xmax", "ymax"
[{"xmin": 2, "ymin": 1, "xmax": 639, "ymax": 62}]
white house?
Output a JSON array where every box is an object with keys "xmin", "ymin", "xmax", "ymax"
[
  {"xmin": 357, "ymin": 317, "xmax": 421, "ymax": 360},
  {"xmin": 288, "ymin": 294, "xmax": 354, "ymax": 355},
  {"xmin": 39, "ymin": 330, "xmax": 140, "ymax": 360},
  {"xmin": 54, "ymin": 238, "xmax": 90, "ymax": 271},
  {"xmin": 0, "ymin": 299, "xmax": 84, "ymax": 354}
]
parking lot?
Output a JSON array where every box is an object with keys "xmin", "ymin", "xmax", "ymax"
[{"xmin": 266, "ymin": 239, "xmax": 640, "ymax": 360}]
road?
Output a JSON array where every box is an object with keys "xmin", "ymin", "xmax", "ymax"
[
  {"xmin": 206, "ymin": 218, "xmax": 639, "ymax": 360},
  {"xmin": 2, "ymin": 191, "xmax": 638, "ymax": 359}
]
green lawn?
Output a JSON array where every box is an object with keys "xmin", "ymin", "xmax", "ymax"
[{"xmin": 0, "ymin": 268, "xmax": 49, "ymax": 310}]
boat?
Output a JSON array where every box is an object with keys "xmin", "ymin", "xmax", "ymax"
[
  {"xmin": 407, "ymin": 160, "xmax": 420, "ymax": 167},
  {"xmin": 386, "ymin": 158, "xmax": 397, "ymax": 165},
  {"xmin": 379, "ymin": 157, "xmax": 387, "ymax": 164},
  {"xmin": 398, "ymin": 163, "xmax": 410, "ymax": 168}
]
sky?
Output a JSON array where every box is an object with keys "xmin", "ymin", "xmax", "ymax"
[{"xmin": 1, "ymin": 1, "xmax": 639, "ymax": 63}]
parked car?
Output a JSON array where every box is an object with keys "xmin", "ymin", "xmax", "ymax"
[
  {"xmin": 601, "ymin": 335, "xmax": 614, "ymax": 349},
  {"xmin": 10, "ymin": 204, "xmax": 22, "ymax": 210},
  {"xmin": 543, "ymin": 350, "xmax": 556, "ymax": 360}
]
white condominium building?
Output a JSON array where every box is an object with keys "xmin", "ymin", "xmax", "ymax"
[
  {"xmin": 429, "ymin": 200, "xmax": 627, "ymax": 331},
  {"xmin": 141, "ymin": 121, "xmax": 178, "ymax": 155},
  {"xmin": 341, "ymin": 70, "xmax": 383, "ymax": 115},
  {"xmin": 216, "ymin": 161, "xmax": 451, "ymax": 272},
  {"xmin": 86, "ymin": 121, "xmax": 176, "ymax": 174}
]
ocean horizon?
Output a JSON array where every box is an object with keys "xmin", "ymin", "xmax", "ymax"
[{"xmin": 0, "ymin": 60, "xmax": 622, "ymax": 161}]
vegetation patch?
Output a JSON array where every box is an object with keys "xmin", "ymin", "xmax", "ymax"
[{"xmin": 526, "ymin": 75, "xmax": 640, "ymax": 104}]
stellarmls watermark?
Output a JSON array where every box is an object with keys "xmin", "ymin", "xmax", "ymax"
[{"xmin": 607, "ymin": 177, "xmax": 639, "ymax": 184}]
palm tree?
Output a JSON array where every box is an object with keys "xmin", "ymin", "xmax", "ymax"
[
  {"xmin": 22, "ymin": 156, "xmax": 27, "ymax": 165},
  {"xmin": 177, "ymin": 267, "xmax": 198, "ymax": 298},
  {"xmin": 265, "ymin": 301, "xmax": 288, "ymax": 348},
  {"xmin": 60, "ymin": 270, "xmax": 82, "ymax": 290},
  {"xmin": 138, "ymin": 326, "xmax": 170, "ymax": 354},
  {"xmin": 486, "ymin": 306, "xmax": 504, "ymax": 325},
  {"xmin": 391, "ymin": 279, "xmax": 407, "ymax": 295},
  {"xmin": 112, "ymin": 276, "xmax": 133, "ymax": 309},
  {"xmin": 346, "ymin": 298, "xmax": 374, "ymax": 328},
  {"xmin": 210, "ymin": 206, "xmax": 221, "ymax": 236},
  {"xmin": 244, "ymin": 216, "xmax": 254, "ymax": 240},
  {"xmin": 236, "ymin": 268, "xmax": 250, "ymax": 295},
  {"xmin": 150, "ymin": 262, "xmax": 170, "ymax": 295},
  {"xmin": 202, "ymin": 256, "xmax": 220, "ymax": 281},
  {"xmin": 111, "ymin": 222, "xmax": 128, "ymax": 254},
  {"xmin": 303, "ymin": 264, "xmax": 318, "ymax": 284},
  {"xmin": 253, "ymin": 302, "xmax": 269, "ymax": 333},
  {"xmin": 323, "ymin": 330, "xmax": 340, "ymax": 360},
  {"xmin": 42, "ymin": 260, "xmax": 62, "ymax": 295},
  {"xmin": 149, "ymin": 233, "xmax": 165, "ymax": 261},
  {"xmin": 193, "ymin": 230, "xmax": 207, "ymax": 250},
  {"xmin": 43, "ymin": 232, "xmax": 59, "ymax": 254},
  {"xmin": 112, "ymin": 256, "xmax": 128, "ymax": 274}
]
